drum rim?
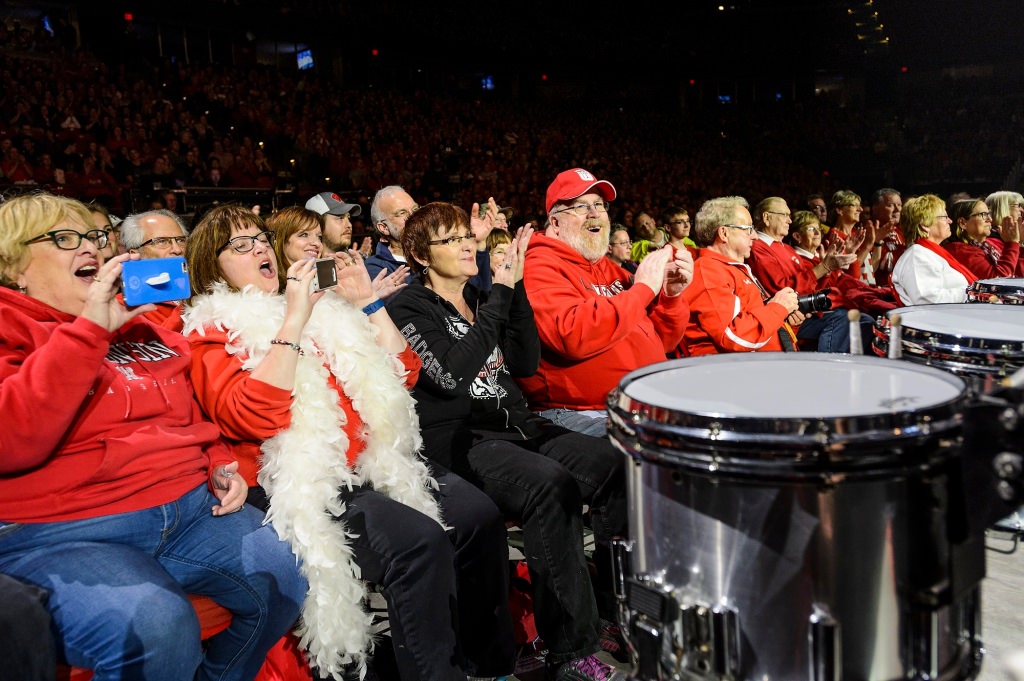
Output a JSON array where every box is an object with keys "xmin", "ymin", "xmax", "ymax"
[
  {"xmin": 609, "ymin": 354, "xmax": 966, "ymax": 466},
  {"xmin": 876, "ymin": 304, "xmax": 1024, "ymax": 367}
]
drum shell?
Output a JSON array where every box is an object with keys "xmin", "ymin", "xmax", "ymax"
[
  {"xmin": 608, "ymin": 355, "xmax": 983, "ymax": 681},
  {"xmin": 618, "ymin": 438, "xmax": 982, "ymax": 681}
]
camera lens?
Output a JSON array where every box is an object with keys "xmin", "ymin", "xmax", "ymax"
[{"xmin": 796, "ymin": 290, "xmax": 832, "ymax": 315}]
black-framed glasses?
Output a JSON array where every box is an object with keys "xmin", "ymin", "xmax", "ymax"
[
  {"xmin": 24, "ymin": 229, "xmax": 109, "ymax": 250},
  {"xmin": 550, "ymin": 200, "xmax": 610, "ymax": 217},
  {"xmin": 217, "ymin": 231, "xmax": 275, "ymax": 254},
  {"xmin": 428, "ymin": 233, "xmax": 473, "ymax": 247},
  {"xmin": 139, "ymin": 235, "xmax": 188, "ymax": 249},
  {"xmin": 723, "ymin": 224, "xmax": 755, "ymax": 235},
  {"xmin": 969, "ymin": 211, "xmax": 992, "ymax": 219}
]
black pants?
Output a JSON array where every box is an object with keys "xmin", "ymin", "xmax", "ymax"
[
  {"xmin": 341, "ymin": 468, "xmax": 516, "ymax": 680},
  {"xmin": 453, "ymin": 421, "xmax": 627, "ymax": 665},
  {"xmin": 0, "ymin": 573, "xmax": 55, "ymax": 681}
]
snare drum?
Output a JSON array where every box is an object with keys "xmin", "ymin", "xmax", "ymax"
[
  {"xmin": 872, "ymin": 304, "xmax": 1024, "ymax": 393},
  {"xmin": 966, "ymin": 277, "xmax": 1024, "ymax": 304},
  {"xmin": 608, "ymin": 354, "xmax": 982, "ymax": 681}
]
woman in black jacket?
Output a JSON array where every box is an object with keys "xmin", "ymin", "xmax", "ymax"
[{"xmin": 386, "ymin": 202, "xmax": 628, "ymax": 681}]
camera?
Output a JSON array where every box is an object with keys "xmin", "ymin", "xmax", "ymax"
[
  {"xmin": 796, "ymin": 290, "xmax": 832, "ymax": 315},
  {"xmin": 313, "ymin": 258, "xmax": 337, "ymax": 291}
]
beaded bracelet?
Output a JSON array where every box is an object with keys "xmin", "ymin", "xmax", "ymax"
[
  {"xmin": 361, "ymin": 298, "xmax": 385, "ymax": 315},
  {"xmin": 270, "ymin": 338, "xmax": 304, "ymax": 355}
]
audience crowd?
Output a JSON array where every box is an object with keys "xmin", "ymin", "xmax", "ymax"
[{"xmin": 3, "ymin": 22, "xmax": 1024, "ymax": 681}]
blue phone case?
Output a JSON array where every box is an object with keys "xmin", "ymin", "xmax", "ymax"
[{"xmin": 121, "ymin": 257, "xmax": 190, "ymax": 306}]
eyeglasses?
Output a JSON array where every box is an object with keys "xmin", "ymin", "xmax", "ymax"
[
  {"xmin": 387, "ymin": 206, "xmax": 420, "ymax": 223},
  {"xmin": 723, "ymin": 224, "xmax": 755, "ymax": 235},
  {"xmin": 765, "ymin": 211, "xmax": 792, "ymax": 218},
  {"xmin": 428, "ymin": 233, "xmax": 473, "ymax": 247},
  {"xmin": 609, "ymin": 240, "xmax": 632, "ymax": 246},
  {"xmin": 139, "ymin": 235, "xmax": 188, "ymax": 249},
  {"xmin": 969, "ymin": 211, "xmax": 992, "ymax": 219},
  {"xmin": 802, "ymin": 227, "xmax": 822, "ymax": 234},
  {"xmin": 550, "ymin": 200, "xmax": 610, "ymax": 217},
  {"xmin": 24, "ymin": 229, "xmax": 109, "ymax": 250},
  {"xmin": 217, "ymin": 231, "xmax": 275, "ymax": 254}
]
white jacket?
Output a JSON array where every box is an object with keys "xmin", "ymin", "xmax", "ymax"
[{"xmin": 892, "ymin": 244, "xmax": 969, "ymax": 305}]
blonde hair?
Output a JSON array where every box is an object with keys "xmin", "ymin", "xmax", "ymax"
[
  {"xmin": 0, "ymin": 193, "xmax": 94, "ymax": 288},
  {"xmin": 900, "ymin": 194, "xmax": 945, "ymax": 244}
]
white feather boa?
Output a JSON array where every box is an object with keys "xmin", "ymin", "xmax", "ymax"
[{"xmin": 183, "ymin": 283, "xmax": 442, "ymax": 679}]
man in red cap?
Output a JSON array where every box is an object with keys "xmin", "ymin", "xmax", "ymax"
[{"xmin": 520, "ymin": 168, "xmax": 693, "ymax": 436}]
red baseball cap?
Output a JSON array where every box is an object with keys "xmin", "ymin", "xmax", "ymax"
[{"xmin": 545, "ymin": 168, "xmax": 617, "ymax": 213}]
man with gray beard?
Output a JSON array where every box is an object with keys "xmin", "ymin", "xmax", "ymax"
[{"xmin": 520, "ymin": 168, "xmax": 693, "ymax": 435}]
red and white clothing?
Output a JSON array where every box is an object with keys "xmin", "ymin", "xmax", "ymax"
[
  {"xmin": 874, "ymin": 231, "xmax": 905, "ymax": 288},
  {"xmin": 682, "ymin": 249, "xmax": 790, "ymax": 355},
  {"xmin": 792, "ymin": 247, "xmax": 898, "ymax": 317},
  {"xmin": 520, "ymin": 233, "xmax": 687, "ymax": 411},
  {"xmin": 0, "ymin": 286, "xmax": 229, "ymax": 524},
  {"xmin": 184, "ymin": 285, "xmax": 438, "ymax": 672},
  {"xmin": 746, "ymin": 233, "xmax": 820, "ymax": 295},
  {"xmin": 943, "ymin": 237, "xmax": 1021, "ymax": 280},
  {"xmin": 892, "ymin": 243, "xmax": 975, "ymax": 305}
]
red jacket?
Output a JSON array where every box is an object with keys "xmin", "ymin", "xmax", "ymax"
[
  {"xmin": 189, "ymin": 326, "xmax": 422, "ymax": 486},
  {"xmin": 943, "ymin": 238, "xmax": 1021, "ymax": 279},
  {"xmin": 682, "ymin": 249, "xmax": 790, "ymax": 355},
  {"xmin": 792, "ymin": 249, "xmax": 898, "ymax": 317},
  {"xmin": 0, "ymin": 287, "xmax": 229, "ymax": 523},
  {"xmin": 746, "ymin": 235, "xmax": 820, "ymax": 295},
  {"xmin": 520, "ymin": 233, "xmax": 688, "ymax": 411}
]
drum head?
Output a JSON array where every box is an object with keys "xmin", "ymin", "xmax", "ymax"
[
  {"xmin": 609, "ymin": 354, "xmax": 966, "ymax": 470},
  {"xmin": 874, "ymin": 303, "xmax": 1024, "ymax": 374}
]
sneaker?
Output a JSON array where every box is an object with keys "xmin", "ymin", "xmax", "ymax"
[
  {"xmin": 515, "ymin": 636, "xmax": 548, "ymax": 675},
  {"xmin": 598, "ymin": 619, "xmax": 630, "ymax": 663},
  {"xmin": 548, "ymin": 654, "xmax": 627, "ymax": 681}
]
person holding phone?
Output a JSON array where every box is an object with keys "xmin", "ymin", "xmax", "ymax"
[
  {"xmin": 115, "ymin": 208, "xmax": 191, "ymax": 329},
  {"xmin": 0, "ymin": 193, "xmax": 306, "ymax": 681},
  {"xmin": 183, "ymin": 204, "xmax": 516, "ymax": 681}
]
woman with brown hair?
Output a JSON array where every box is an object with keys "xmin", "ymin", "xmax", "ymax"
[{"xmin": 183, "ymin": 204, "xmax": 514, "ymax": 681}]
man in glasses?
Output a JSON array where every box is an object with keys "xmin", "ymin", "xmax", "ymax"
[
  {"xmin": 520, "ymin": 168, "xmax": 692, "ymax": 437},
  {"xmin": 682, "ymin": 196, "xmax": 799, "ymax": 355},
  {"xmin": 118, "ymin": 209, "xmax": 190, "ymax": 329}
]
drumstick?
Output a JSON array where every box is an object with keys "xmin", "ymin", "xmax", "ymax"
[
  {"xmin": 1002, "ymin": 365, "xmax": 1024, "ymax": 389},
  {"xmin": 848, "ymin": 309, "xmax": 862, "ymax": 355},
  {"xmin": 887, "ymin": 313, "xmax": 902, "ymax": 360}
]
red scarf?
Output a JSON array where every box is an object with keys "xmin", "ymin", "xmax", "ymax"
[{"xmin": 919, "ymin": 238, "xmax": 978, "ymax": 284}]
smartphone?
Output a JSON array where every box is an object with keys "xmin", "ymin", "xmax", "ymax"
[
  {"xmin": 313, "ymin": 258, "xmax": 337, "ymax": 291},
  {"xmin": 122, "ymin": 256, "xmax": 190, "ymax": 306}
]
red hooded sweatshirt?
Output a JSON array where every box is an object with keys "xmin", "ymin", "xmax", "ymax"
[
  {"xmin": 0, "ymin": 287, "xmax": 230, "ymax": 523},
  {"xmin": 520, "ymin": 232, "xmax": 688, "ymax": 411}
]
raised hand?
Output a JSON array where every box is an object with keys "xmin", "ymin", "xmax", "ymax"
[
  {"xmin": 333, "ymin": 249, "xmax": 377, "ymax": 308},
  {"xmin": 372, "ymin": 264, "xmax": 410, "ymax": 300},
  {"xmin": 81, "ymin": 253, "xmax": 156, "ymax": 332},
  {"xmin": 493, "ymin": 223, "xmax": 534, "ymax": 288},
  {"xmin": 470, "ymin": 197, "xmax": 499, "ymax": 244},
  {"xmin": 662, "ymin": 244, "xmax": 694, "ymax": 297}
]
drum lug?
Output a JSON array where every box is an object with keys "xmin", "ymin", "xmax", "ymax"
[
  {"xmin": 808, "ymin": 607, "xmax": 841, "ymax": 681},
  {"xmin": 679, "ymin": 602, "xmax": 740, "ymax": 679}
]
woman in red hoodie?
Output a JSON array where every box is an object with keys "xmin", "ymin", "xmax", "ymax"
[{"xmin": 0, "ymin": 193, "xmax": 305, "ymax": 681}]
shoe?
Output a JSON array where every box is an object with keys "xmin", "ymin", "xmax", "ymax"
[
  {"xmin": 548, "ymin": 654, "xmax": 627, "ymax": 681},
  {"xmin": 515, "ymin": 636, "xmax": 548, "ymax": 675},
  {"xmin": 598, "ymin": 619, "xmax": 630, "ymax": 663}
]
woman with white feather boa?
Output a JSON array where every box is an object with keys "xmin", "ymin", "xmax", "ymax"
[{"xmin": 182, "ymin": 205, "xmax": 515, "ymax": 681}]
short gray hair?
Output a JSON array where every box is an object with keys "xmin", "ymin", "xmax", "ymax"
[
  {"xmin": 119, "ymin": 209, "xmax": 188, "ymax": 250},
  {"xmin": 693, "ymin": 196, "xmax": 749, "ymax": 247}
]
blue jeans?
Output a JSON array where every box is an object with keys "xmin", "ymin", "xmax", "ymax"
[
  {"xmin": 796, "ymin": 308, "xmax": 875, "ymax": 353},
  {"xmin": 536, "ymin": 408, "xmax": 608, "ymax": 437},
  {"xmin": 0, "ymin": 484, "xmax": 306, "ymax": 681}
]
